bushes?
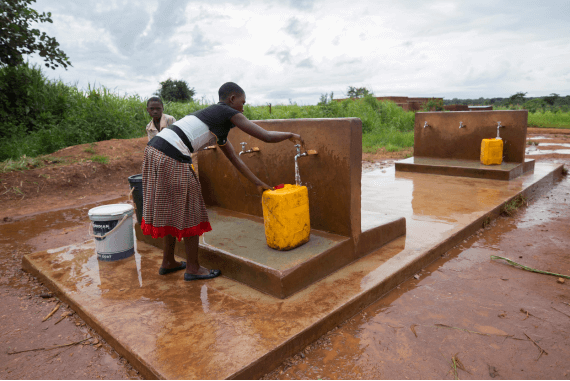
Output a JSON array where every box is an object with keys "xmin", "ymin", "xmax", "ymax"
[
  {"xmin": 528, "ymin": 110, "xmax": 570, "ymax": 128},
  {"xmin": 0, "ymin": 63, "xmax": 149, "ymax": 161},
  {"xmin": 0, "ymin": 62, "xmax": 70, "ymax": 138},
  {"xmin": 243, "ymin": 95, "xmax": 415, "ymax": 152},
  {"xmin": 0, "ymin": 64, "xmax": 417, "ymax": 161}
]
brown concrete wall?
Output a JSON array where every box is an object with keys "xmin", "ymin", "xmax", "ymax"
[
  {"xmin": 444, "ymin": 105, "xmax": 469, "ymax": 111},
  {"xmin": 408, "ymin": 102, "xmax": 422, "ymax": 111},
  {"xmin": 197, "ymin": 118, "xmax": 363, "ymax": 239},
  {"xmin": 469, "ymin": 106, "xmax": 493, "ymax": 111},
  {"xmin": 398, "ymin": 103, "xmax": 410, "ymax": 111},
  {"xmin": 414, "ymin": 110, "xmax": 528, "ymax": 163}
]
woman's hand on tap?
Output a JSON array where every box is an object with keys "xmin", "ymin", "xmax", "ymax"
[{"xmin": 289, "ymin": 133, "xmax": 305, "ymax": 152}]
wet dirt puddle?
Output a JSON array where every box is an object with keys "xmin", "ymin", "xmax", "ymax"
[{"xmin": 526, "ymin": 147, "xmax": 570, "ymax": 155}]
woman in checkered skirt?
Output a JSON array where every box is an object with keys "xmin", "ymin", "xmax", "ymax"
[{"xmin": 142, "ymin": 82, "xmax": 304, "ymax": 281}]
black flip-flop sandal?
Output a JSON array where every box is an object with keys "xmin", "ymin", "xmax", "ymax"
[
  {"xmin": 158, "ymin": 261, "xmax": 187, "ymax": 275},
  {"xmin": 184, "ymin": 269, "xmax": 221, "ymax": 281}
]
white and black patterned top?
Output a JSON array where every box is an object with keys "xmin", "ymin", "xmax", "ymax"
[{"xmin": 147, "ymin": 102, "xmax": 240, "ymax": 163}]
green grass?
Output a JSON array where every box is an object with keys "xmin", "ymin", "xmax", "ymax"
[
  {"xmin": 84, "ymin": 143, "xmax": 97, "ymax": 154},
  {"xmin": 0, "ymin": 156, "xmax": 40, "ymax": 173},
  {"xmin": 501, "ymin": 194, "xmax": 528, "ymax": 216},
  {"xmin": 242, "ymin": 96, "xmax": 416, "ymax": 153},
  {"xmin": 0, "ymin": 64, "xmax": 416, "ymax": 166},
  {"xmin": 90, "ymin": 155, "xmax": 109, "ymax": 164},
  {"xmin": 528, "ymin": 110, "xmax": 570, "ymax": 129}
]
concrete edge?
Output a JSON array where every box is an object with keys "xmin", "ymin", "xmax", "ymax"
[
  {"xmin": 356, "ymin": 217, "xmax": 407, "ymax": 257},
  {"xmin": 229, "ymin": 164, "xmax": 564, "ymax": 379},
  {"xmin": 280, "ymin": 238, "xmax": 354, "ymax": 298},
  {"xmin": 21, "ymin": 255, "xmax": 161, "ymax": 380},
  {"xmin": 395, "ymin": 159, "xmax": 531, "ymax": 181}
]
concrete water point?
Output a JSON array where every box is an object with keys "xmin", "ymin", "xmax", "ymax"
[{"xmin": 22, "ymin": 161, "xmax": 563, "ymax": 379}]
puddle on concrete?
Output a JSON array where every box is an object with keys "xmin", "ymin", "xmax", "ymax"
[
  {"xmin": 0, "ymin": 196, "xmax": 129, "ymax": 251},
  {"xmin": 526, "ymin": 148, "xmax": 570, "ymax": 155},
  {"xmin": 0, "ymin": 196, "xmax": 129, "ymax": 287}
]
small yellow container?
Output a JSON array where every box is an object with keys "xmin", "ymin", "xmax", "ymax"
[
  {"xmin": 480, "ymin": 138, "xmax": 503, "ymax": 165},
  {"xmin": 262, "ymin": 184, "xmax": 310, "ymax": 251}
]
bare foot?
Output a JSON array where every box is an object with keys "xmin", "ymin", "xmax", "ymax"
[{"xmin": 185, "ymin": 266, "xmax": 211, "ymax": 276}]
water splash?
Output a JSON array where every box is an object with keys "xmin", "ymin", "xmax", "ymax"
[{"xmin": 295, "ymin": 159, "xmax": 301, "ymax": 186}]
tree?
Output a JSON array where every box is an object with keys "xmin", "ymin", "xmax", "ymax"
[
  {"xmin": 543, "ymin": 93, "xmax": 559, "ymax": 106},
  {"xmin": 346, "ymin": 86, "xmax": 372, "ymax": 99},
  {"xmin": 0, "ymin": 0, "xmax": 71, "ymax": 69},
  {"xmin": 155, "ymin": 79, "xmax": 195, "ymax": 102},
  {"xmin": 506, "ymin": 92, "xmax": 527, "ymax": 105},
  {"xmin": 523, "ymin": 98, "xmax": 546, "ymax": 113},
  {"xmin": 422, "ymin": 98, "xmax": 444, "ymax": 111},
  {"xmin": 318, "ymin": 91, "xmax": 334, "ymax": 105}
]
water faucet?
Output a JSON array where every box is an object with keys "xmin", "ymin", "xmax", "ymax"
[
  {"xmin": 496, "ymin": 121, "xmax": 504, "ymax": 139},
  {"xmin": 239, "ymin": 142, "xmax": 259, "ymax": 156},
  {"xmin": 423, "ymin": 121, "xmax": 429, "ymax": 129},
  {"xmin": 459, "ymin": 121, "xmax": 465, "ymax": 129},
  {"xmin": 294, "ymin": 144, "xmax": 307, "ymax": 162},
  {"xmin": 239, "ymin": 142, "xmax": 247, "ymax": 156}
]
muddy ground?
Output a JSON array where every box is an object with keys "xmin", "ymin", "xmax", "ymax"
[{"xmin": 0, "ymin": 131, "xmax": 568, "ymax": 379}]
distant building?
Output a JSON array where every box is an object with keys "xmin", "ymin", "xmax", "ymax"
[
  {"xmin": 468, "ymin": 105, "xmax": 493, "ymax": 111},
  {"xmin": 444, "ymin": 104, "xmax": 469, "ymax": 111},
  {"xmin": 335, "ymin": 96, "xmax": 443, "ymax": 111}
]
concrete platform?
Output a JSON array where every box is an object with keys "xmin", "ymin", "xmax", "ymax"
[
  {"xmin": 22, "ymin": 162, "xmax": 563, "ymax": 379},
  {"xmin": 395, "ymin": 156, "xmax": 535, "ymax": 180},
  {"xmin": 135, "ymin": 207, "xmax": 405, "ymax": 298}
]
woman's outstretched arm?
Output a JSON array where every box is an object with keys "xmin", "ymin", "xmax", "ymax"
[
  {"xmin": 230, "ymin": 113, "xmax": 305, "ymax": 150},
  {"xmin": 218, "ymin": 140, "xmax": 272, "ymax": 193}
]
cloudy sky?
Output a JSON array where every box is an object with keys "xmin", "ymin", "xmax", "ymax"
[{"xmin": 29, "ymin": 0, "xmax": 570, "ymax": 105}]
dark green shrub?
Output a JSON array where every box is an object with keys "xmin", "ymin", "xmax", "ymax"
[{"xmin": 155, "ymin": 79, "xmax": 195, "ymax": 102}]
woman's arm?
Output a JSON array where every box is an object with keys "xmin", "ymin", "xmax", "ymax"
[
  {"xmin": 218, "ymin": 140, "xmax": 272, "ymax": 193},
  {"xmin": 230, "ymin": 113, "xmax": 305, "ymax": 150}
]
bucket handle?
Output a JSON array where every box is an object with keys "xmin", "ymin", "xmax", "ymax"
[{"xmin": 89, "ymin": 214, "xmax": 130, "ymax": 240}]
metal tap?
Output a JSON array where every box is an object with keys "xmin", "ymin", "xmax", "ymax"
[
  {"xmin": 294, "ymin": 144, "xmax": 307, "ymax": 163},
  {"xmin": 239, "ymin": 142, "xmax": 259, "ymax": 156},
  {"xmin": 496, "ymin": 121, "xmax": 504, "ymax": 139},
  {"xmin": 423, "ymin": 121, "xmax": 429, "ymax": 129},
  {"xmin": 459, "ymin": 121, "xmax": 465, "ymax": 129}
]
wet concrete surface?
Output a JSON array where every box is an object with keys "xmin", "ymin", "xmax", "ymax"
[
  {"xmin": 263, "ymin": 159, "xmax": 570, "ymax": 380},
  {"xmin": 135, "ymin": 204, "xmax": 405, "ymax": 298},
  {"xmin": 0, "ymin": 197, "xmax": 140, "ymax": 379},
  {"xmin": 200, "ymin": 207, "xmax": 346, "ymax": 270},
  {"xmin": 21, "ymin": 161, "xmax": 563, "ymax": 379},
  {"xmin": 395, "ymin": 156, "xmax": 535, "ymax": 180}
]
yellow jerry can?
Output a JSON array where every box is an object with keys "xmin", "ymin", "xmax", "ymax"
[
  {"xmin": 480, "ymin": 138, "xmax": 503, "ymax": 165},
  {"xmin": 262, "ymin": 184, "xmax": 310, "ymax": 251}
]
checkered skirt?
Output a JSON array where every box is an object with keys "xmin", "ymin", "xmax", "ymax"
[{"xmin": 141, "ymin": 146, "xmax": 212, "ymax": 241}]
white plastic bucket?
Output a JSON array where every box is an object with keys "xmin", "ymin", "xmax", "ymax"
[{"xmin": 88, "ymin": 204, "xmax": 134, "ymax": 261}]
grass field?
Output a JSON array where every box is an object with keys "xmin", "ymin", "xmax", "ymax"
[{"xmin": 527, "ymin": 111, "xmax": 570, "ymax": 129}]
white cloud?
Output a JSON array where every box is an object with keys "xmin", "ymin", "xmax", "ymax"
[{"xmin": 27, "ymin": 0, "xmax": 570, "ymax": 104}]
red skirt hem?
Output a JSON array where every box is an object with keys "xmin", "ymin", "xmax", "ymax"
[{"xmin": 141, "ymin": 218, "xmax": 212, "ymax": 241}]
